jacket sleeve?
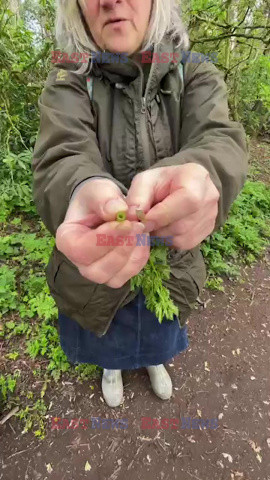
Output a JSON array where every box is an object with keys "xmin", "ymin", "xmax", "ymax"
[
  {"xmin": 32, "ymin": 66, "xmax": 128, "ymax": 237},
  {"xmin": 148, "ymin": 60, "xmax": 249, "ymax": 229},
  {"xmin": 69, "ymin": 176, "xmax": 107, "ymax": 203}
]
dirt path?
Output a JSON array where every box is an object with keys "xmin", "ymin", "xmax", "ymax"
[{"xmin": 1, "ymin": 253, "xmax": 270, "ymax": 480}]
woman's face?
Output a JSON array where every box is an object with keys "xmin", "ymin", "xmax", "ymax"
[{"xmin": 80, "ymin": 0, "xmax": 152, "ymax": 54}]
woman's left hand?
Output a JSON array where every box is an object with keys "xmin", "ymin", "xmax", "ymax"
[{"xmin": 126, "ymin": 163, "xmax": 220, "ymax": 250}]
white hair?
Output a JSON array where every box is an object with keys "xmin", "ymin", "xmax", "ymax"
[{"xmin": 55, "ymin": 0, "xmax": 189, "ymax": 58}]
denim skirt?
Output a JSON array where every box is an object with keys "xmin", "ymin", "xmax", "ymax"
[{"xmin": 58, "ymin": 289, "xmax": 189, "ymax": 370}]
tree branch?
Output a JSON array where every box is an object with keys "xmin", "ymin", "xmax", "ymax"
[
  {"xmin": 193, "ymin": 14, "xmax": 230, "ymax": 29},
  {"xmin": 191, "ymin": 33, "xmax": 269, "ymax": 46},
  {"xmin": 237, "ymin": 5, "xmax": 251, "ymax": 28},
  {"xmin": 227, "ymin": 46, "xmax": 254, "ymax": 74}
]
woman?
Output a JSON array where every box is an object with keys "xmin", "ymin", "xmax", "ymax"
[{"xmin": 32, "ymin": 0, "xmax": 248, "ymax": 407}]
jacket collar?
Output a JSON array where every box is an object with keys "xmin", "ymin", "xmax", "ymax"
[{"xmin": 91, "ymin": 35, "xmax": 183, "ymax": 97}]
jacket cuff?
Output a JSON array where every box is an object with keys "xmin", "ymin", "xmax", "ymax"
[{"xmin": 70, "ymin": 176, "xmax": 107, "ymax": 202}]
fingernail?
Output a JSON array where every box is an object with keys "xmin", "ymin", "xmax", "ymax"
[
  {"xmin": 128, "ymin": 204, "xmax": 142, "ymax": 210},
  {"xmin": 128, "ymin": 205, "xmax": 143, "ymax": 219},
  {"xmin": 135, "ymin": 222, "xmax": 145, "ymax": 233},
  {"xmin": 103, "ymin": 199, "xmax": 127, "ymax": 216},
  {"xmin": 115, "ymin": 220, "xmax": 132, "ymax": 231},
  {"xmin": 144, "ymin": 221, "xmax": 156, "ymax": 233}
]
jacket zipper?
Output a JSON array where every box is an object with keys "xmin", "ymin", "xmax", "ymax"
[
  {"xmin": 131, "ymin": 51, "xmax": 158, "ymax": 171},
  {"xmin": 140, "ymin": 97, "xmax": 152, "ymax": 170},
  {"xmin": 141, "ymin": 97, "xmax": 146, "ymax": 114}
]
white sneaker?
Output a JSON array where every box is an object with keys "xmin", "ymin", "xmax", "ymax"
[
  {"xmin": 146, "ymin": 364, "xmax": 173, "ymax": 400},
  {"xmin": 101, "ymin": 369, "xmax": 124, "ymax": 407}
]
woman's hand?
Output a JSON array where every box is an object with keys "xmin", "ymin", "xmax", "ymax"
[
  {"xmin": 55, "ymin": 178, "xmax": 149, "ymax": 288},
  {"xmin": 126, "ymin": 164, "xmax": 220, "ymax": 250}
]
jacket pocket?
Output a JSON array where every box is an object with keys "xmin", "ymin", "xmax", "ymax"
[
  {"xmin": 46, "ymin": 249, "xmax": 97, "ymax": 312},
  {"xmin": 45, "ymin": 248, "xmax": 59, "ymax": 292},
  {"xmin": 168, "ymin": 248, "xmax": 207, "ymax": 308},
  {"xmin": 187, "ymin": 250, "xmax": 207, "ymax": 300}
]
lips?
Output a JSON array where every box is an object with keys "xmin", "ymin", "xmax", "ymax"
[{"xmin": 105, "ymin": 18, "xmax": 128, "ymax": 26}]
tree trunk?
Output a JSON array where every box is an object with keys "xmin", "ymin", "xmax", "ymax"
[{"xmin": 9, "ymin": 0, "xmax": 20, "ymax": 17}]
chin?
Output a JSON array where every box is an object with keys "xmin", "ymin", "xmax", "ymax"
[{"xmin": 105, "ymin": 38, "xmax": 137, "ymax": 55}]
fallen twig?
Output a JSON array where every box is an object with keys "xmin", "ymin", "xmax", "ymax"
[
  {"xmin": 196, "ymin": 297, "xmax": 211, "ymax": 309},
  {"xmin": 250, "ymin": 289, "xmax": 256, "ymax": 306},
  {"xmin": 66, "ymin": 443, "xmax": 90, "ymax": 449},
  {"xmin": 7, "ymin": 448, "xmax": 29, "ymax": 459},
  {"xmin": 0, "ymin": 406, "xmax": 19, "ymax": 425},
  {"xmin": 187, "ymin": 471, "xmax": 203, "ymax": 480}
]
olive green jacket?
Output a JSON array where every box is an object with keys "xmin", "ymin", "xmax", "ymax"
[{"xmin": 32, "ymin": 36, "xmax": 248, "ymax": 336}]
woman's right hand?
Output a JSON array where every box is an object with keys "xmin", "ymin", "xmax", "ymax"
[{"xmin": 55, "ymin": 178, "xmax": 149, "ymax": 288}]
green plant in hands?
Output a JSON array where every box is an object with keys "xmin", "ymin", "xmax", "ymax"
[
  {"xmin": 116, "ymin": 211, "xmax": 179, "ymax": 323},
  {"xmin": 130, "ymin": 245, "xmax": 179, "ymax": 323}
]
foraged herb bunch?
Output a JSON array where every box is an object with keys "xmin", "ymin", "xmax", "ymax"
[{"xmin": 116, "ymin": 211, "xmax": 179, "ymax": 323}]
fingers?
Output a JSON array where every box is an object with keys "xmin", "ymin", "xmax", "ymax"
[
  {"xmin": 143, "ymin": 188, "xmax": 203, "ymax": 232},
  {"xmin": 56, "ymin": 219, "xmax": 135, "ymax": 266},
  {"xmin": 143, "ymin": 165, "xmax": 217, "ymax": 232},
  {"xmin": 125, "ymin": 169, "xmax": 164, "ymax": 220},
  {"xmin": 57, "ymin": 165, "xmax": 218, "ymax": 289},
  {"xmin": 151, "ymin": 206, "xmax": 207, "ymax": 238},
  {"xmin": 172, "ymin": 217, "xmax": 216, "ymax": 250},
  {"xmin": 153, "ymin": 205, "xmax": 217, "ymax": 250},
  {"xmin": 65, "ymin": 178, "xmax": 128, "ymax": 224},
  {"xmin": 126, "ymin": 164, "xmax": 210, "ymax": 231},
  {"xmin": 87, "ymin": 179, "xmax": 128, "ymax": 222},
  {"xmin": 106, "ymin": 241, "xmax": 150, "ymax": 288},
  {"xmin": 77, "ymin": 223, "xmax": 148, "ymax": 287}
]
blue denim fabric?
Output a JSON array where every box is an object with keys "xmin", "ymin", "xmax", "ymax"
[{"xmin": 58, "ymin": 289, "xmax": 189, "ymax": 369}]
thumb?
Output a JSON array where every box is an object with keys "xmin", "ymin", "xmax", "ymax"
[
  {"xmin": 126, "ymin": 168, "xmax": 165, "ymax": 219},
  {"xmin": 66, "ymin": 178, "xmax": 128, "ymax": 224}
]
